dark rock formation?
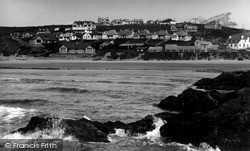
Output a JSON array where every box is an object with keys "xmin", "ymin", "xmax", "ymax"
[
  {"xmin": 157, "ymin": 70, "xmax": 250, "ymax": 150},
  {"xmin": 194, "ymin": 70, "xmax": 250, "ymax": 90},
  {"xmin": 157, "ymin": 88, "xmax": 238, "ymax": 113},
  {"xmin": 126, "ymin": 115, "xmax": 155, "ymax": 135},
  {"xmin": 14, "ymin": 115, "xmax": 156, "ymax": 143}
]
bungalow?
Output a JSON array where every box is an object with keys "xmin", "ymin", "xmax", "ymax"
[
  {"xmin": 102, "ymin": 30, "xmax": 119, "ymax": 39},
  {"xmin": 173, "ymin": 30, "xmax": 192, "ymax": 41},
  {"xmin": 152, "ymin": 30, "xmax": 170, "ymax": 39},
  {"xmin": 228, "ymin": 33, "xmax": 250, "ymax": 50},
  {"xmin": 29, "ymin": 33, "xmax": 57, "ymax": 46},
  {"xmin": 195, "ymin": 39, "xmax": 213, "ymax": 52},
  {"xmin": 59, "ymin": 41, "xmax": 95, "ymax": 54},
  {"xmin": 59, "ymin": 33, "xmax": 74, "ymax": 41},
  {"xmin": 118, "ymin": 29, "xmax": 134, "ymax": 39},
  {"xmin": 138, "ymin": 30, "xmax": 151, "ymax": 39}
]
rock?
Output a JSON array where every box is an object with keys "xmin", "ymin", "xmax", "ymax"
[
  {"xmin": 126, "ymin": 115, "xmax": 155, "ymax": 135},
  {"xmin": 14, "ymin": 115, "xmax": 155, "ymax": 142},
  {"xmin": 157, "ymin": 88, "xmax": 237, "ymax": 113},
  {"xmin": 160, "ymin": 88, "xmax": 250, "ymax": 150},
  {"xmin": 194, "ymin": 71, "xmax": 250, "ymax": 90},
  {"xmin": 62, "ymin": 118, "xmax": 109, "ymax": 142}
]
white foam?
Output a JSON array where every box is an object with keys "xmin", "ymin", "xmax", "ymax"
[
  {"xmin": 0, "ymin": 105, "xmax": 37, "ymax": 122},
  {"xmin": 108, "ymin": 129, "xmax": 127, "ymax": 142},
  {"xmin": 169, "ymin": 142, "xmax": 221, "ymax": 151},
  {"xmin": 135, "ymin": 117, "xmax": 166, "ymax": 143},
  {"xmin": 83, "ymin": 115, "xmax": 91, "ymax": 121},
  {"xmin": 2, "ymin": 128, "xmax": 65, "ymax": 140}
]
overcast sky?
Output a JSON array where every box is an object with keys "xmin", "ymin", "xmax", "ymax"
[{"xmin": 0, "ymin": 0, "xmax": 249, "ymax": 29}]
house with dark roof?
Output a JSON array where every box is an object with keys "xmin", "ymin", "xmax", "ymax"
[
  {"xmin": 171, "ymin": 30, "xmax": 192, "ymax": 41},
  {"xmin": 151, "ymin": 30, "xmax": 170, "ymax": 39},
  {"xmin": 91, "ymin": 32, "xmax": 103, "ymax": 40},
  {"xmin": 102, "ymin": 30, "xmax": 120, "ymax": 39},
  {"xmin": 118, "ymin": 29, "xmax": 134, "ymax": 39},
  {"xmin": 59, "ymin": 32, "xmax": 74, "ymax": 41},
  {"xmin": 138, "ymin": 29, "xmax": 151, "ymax": 39},
  {"xmin": 170, "ymin": 25, "xmax": 178, "ymax": 32},
  {"xmin": 195, "ymin": 39, "xmax": 213, "ymax": 52},
  {"xmin": 59, "ymin": 41, "xmax": 95, "ymax": 54},
  {"xmin": 29, "ymin": 33, "xmax": 57, "ymax": 46}
]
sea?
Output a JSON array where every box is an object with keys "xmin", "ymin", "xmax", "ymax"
[{"xmin": 0, "ymin": 61, "xmax": 249, "ymax": 151}]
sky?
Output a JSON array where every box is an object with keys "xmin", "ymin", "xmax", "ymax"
[{"xmin": 0, "ymin": 0, "xmax": 250, "ymax": 29}]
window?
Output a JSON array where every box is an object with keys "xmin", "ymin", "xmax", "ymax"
[{"xmin": 36, "ymin": 39, "xmax": 41, "ymax": 43}]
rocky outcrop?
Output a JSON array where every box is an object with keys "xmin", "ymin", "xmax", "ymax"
[
  {"xmin": 157, "ymin": 70, "xmax": 250, "ymax": 150},
  {"xmin": 157, "ymin": 88, "xmax": 239, "ymax": 113},
  {"xmin": 194, "ymin": 70, "xmax": 250, "ymax": 90},
  {"xmin": 14, "ymin": 115, "xmax": 156, "ymax": 143}
]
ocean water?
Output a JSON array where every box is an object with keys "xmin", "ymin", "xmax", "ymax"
[{"xmin": 0, "ymin": 64, "xmax": 223, "ymax": 151}]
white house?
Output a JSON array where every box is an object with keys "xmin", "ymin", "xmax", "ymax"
[
  {"xmin": 72, "ymin": 20, "xmax": 96, "ymax": 32},
  {"xmin": 228, "ymin": 34, "xmax": 250, "ymax": 50}
]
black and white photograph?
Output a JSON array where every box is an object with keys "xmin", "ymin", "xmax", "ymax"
[{"xmin": 0, "ymin": 0, "xmax": 250, "ymax": 150}]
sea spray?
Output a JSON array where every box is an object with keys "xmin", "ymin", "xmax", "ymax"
[
  {"xmin": 0, "ymin": 105, "xmax": 38, "ymax": 123},
  {"xmin": 167, "ymin": 142, "xmax": 221, "ymax": 151},
  {"xmin": 135, "ymin": 116, "xmax": 166, "ymax": 143},
  {"xmin": 107, "ymin": 116, "xmax": 166, "ymax": 144},
  {"xmin": 108, "ymin": 129, "xmax": 127, "ymax": 142}
]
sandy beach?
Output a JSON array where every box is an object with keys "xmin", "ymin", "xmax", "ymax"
[{"xmin": 0, "ymin": 56, "xmax": 250, "ymax": 72}]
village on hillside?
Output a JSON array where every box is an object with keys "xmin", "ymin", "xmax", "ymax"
[{"xmin": 1, "ymin": 13, "xmax": 250, "ymax": 60}]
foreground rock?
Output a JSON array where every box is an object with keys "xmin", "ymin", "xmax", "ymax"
[
  {"xmin": 14, "ymin": 115, "xmax": 156, "ymax": 143},
  {"xmin": 157, "ymin": 70, "xmax": 250, "ymax": 150}
]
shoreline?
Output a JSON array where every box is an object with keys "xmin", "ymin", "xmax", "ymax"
[
  {"xmin": 1, "ymin": 56, "xmax": 250, "ymax": 64},
  {"xmin": 1, "ymin": 56, "xmax": 250, "ymax": 72}
]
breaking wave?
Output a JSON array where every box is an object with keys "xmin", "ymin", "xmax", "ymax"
[
  {"xmin": 0, "ymin": 105, "xmax": 39, "ymax": 123},
  {"xmin": 108, "ymin": 116, "xmax": 165, "ymax": 145}
]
